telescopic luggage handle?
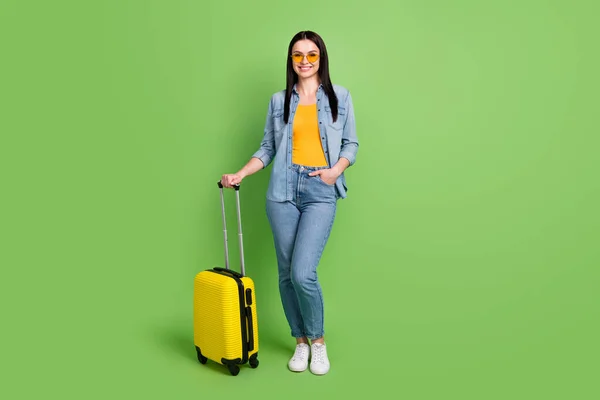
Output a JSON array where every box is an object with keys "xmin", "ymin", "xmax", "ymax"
[{"xmin": 217, "ymin": 181, "xmax": 245, "ymax": 276}]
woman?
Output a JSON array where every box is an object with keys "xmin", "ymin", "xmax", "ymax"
[{"xmin": 220, "ymin": 30, "xmax": 359, "ymax": 375}]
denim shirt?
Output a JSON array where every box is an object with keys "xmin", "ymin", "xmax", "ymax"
[{"xmin": 252, "ymin": 84, "xmax": 359, "ymax": 202}]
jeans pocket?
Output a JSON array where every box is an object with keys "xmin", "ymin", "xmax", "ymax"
[{"xmin": 317, "ymin": 176, "xmax": 336, "ymax": 187}]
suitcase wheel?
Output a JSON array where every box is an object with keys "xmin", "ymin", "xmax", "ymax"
[
  {"xmin": 227, "ymin": 364, "xmax": 240, "ymax": 376},
  {"xmin": 195, "ymin": 347, "xmax": 207, "ymax": 364},
  {"xmin": 249, "ymin": 353, "xmax": 259, "ymax": 369}
]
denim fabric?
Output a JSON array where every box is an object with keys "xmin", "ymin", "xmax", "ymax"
[
  {"xmin": 266, "ymin": 164, "xmax": 337, "ymax": 339},
  {"xmin": 252, "ymin": 84, "xmax": 359, "ymax": 201}
]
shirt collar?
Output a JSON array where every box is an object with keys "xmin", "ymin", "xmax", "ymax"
[{"xmin": 292, "ymin": 82, "xmax": 323, "ymax": 95}]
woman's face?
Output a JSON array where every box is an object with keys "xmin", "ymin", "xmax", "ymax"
[{"xmin": 291, "ymin": 39, "xmax": 320, "ymax": 80}]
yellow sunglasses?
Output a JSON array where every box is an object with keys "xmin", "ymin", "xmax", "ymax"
[{"xmin": 291, "ymin": 52, "xmax": 320, "ymax": 64}]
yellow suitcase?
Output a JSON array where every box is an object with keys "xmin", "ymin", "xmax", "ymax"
[{"xmin": 193, "ymin": 182, "xmax": 259, "ymax": 376}]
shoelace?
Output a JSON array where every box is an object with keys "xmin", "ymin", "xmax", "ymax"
[
  {"xmin": 312, "ymin": 345, "xmax": 325, "ymax": 363},
  {"xmin": 292, "ymin": 345, "xmax": 309, "ymax": 361}
]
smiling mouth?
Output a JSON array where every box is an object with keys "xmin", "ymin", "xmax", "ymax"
[{"xmin": 298, "ymin": 66, "xmax": 312, "ymax": 71}]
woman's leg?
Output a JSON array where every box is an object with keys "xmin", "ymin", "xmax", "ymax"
[
  {"xmin": 267, "ymin": 199, "xmax": 316, "ymax": 372},
  {"xmin": 289, "ymin": 200, "xmax": 337, "ymax": 342},
  {"xmin": 266, "ymin": 200, "xmax": 305, "ymax": 339}
]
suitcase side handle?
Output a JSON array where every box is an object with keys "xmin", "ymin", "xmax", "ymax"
[
  {"xmin": 217, "ymin": 181, "xmax": 246, "ymax": 276},
  {"xmin": 246, "ymin": 306, "xmax": 254, "ymax": 352}
]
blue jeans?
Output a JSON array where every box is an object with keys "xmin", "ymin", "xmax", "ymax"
[{"xmin": 266, "ymin": 164, "xmax": 338, "ymax": 340}]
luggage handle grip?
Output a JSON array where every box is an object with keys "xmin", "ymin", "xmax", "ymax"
[{"xmin": 217, "ymin": 181, "xmax": 240, "ymax": 190}]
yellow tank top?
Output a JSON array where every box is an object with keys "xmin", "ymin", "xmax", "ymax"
[{"xmin": 292, "ymin": 104, "xmax": 328, "ymax": 167}]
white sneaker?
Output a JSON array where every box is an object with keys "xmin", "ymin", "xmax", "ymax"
[
  {"xmin": 288, "ymin": 343, "xmax": 310, "ymax": 372},
  {"xmin": 310, "ymin": 343, "xmax": 330, "ymax": 375}
]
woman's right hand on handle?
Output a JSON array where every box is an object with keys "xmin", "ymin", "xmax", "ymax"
[
  {"xmin": 220, "ymin": 157, "xmax": 265, "ymax": 188},
  {"xmin": 221, "ymin": 173, "xmax": 243, "ymax": 188}
]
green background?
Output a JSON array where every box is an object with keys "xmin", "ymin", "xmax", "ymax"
[{"xmin": 2, "ymin": 0, "xmax": 598, "ymax": 398}]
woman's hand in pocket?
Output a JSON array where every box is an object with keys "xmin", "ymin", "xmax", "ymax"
[{"xmin": 308, "ymin": 168, "xmax": 339, "ymax": 185}]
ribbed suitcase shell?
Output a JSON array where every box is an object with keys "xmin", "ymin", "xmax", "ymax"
[{"xmin": 193, "ymin": 269, "xmax": 259, "ymax": 365}]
